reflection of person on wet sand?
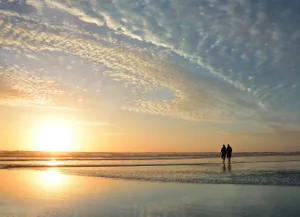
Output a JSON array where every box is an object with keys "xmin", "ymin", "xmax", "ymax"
[
  {"xmin": 222, "ymin": 163, "xmax": 226, "ymax": 172},
  {"xmin": 221, "ymin": 162, "xmax": 232, "ymax": 173},
  {"xmin": 228, "ymin": 163, "xmax": 231, "ymax": 172}
]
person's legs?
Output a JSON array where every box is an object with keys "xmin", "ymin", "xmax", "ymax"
[{"xmin": 227, "ymin": 154, "xmax": 231, "ymax": 162}]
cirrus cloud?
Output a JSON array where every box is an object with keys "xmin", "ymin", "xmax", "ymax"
[{"xmin": 0, "ymin": 0, "xmax": 300, "ymax": 133}]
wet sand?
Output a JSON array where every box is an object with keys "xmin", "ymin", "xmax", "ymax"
[{"xmin": 1, "ymin": 169, "xmax": 300, "ymax": 217}]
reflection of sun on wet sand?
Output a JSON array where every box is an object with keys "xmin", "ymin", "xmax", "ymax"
[
  {"xmin": 35, "ymin": 168, "xmax": 69, "ymax": 193},
  {"xmin": 38, "ymin": 169, "xmax": 62, "ymax": 185}
]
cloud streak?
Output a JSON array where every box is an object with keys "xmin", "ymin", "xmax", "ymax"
[{"xmin": 0, "ymin": 0, "xmax": 300, "ymax": 133}]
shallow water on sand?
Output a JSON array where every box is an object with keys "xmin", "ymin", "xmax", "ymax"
[
  {"xmin": 1, "ymin": 155, "xmax": 300, "ymax": 186},
  {"xmin": 1, "ymin": 169, "xmax": 300, "ymax": 217},
  {"xmin": 1, "ymin": 155, "xmax": 300, "ymax": 216}
]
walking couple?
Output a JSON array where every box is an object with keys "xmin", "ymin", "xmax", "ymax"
[{"xmin": 221, "ymin": 144, "xmax": 232, "ymax": 163}]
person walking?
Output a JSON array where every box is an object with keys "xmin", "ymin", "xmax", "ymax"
[
  {"xmin": 220, "ymin": 144, "xmax": 226, "ymax": 164},
  {"xmin": 226, "ymin": 144, "xmax": 232, "ymax": 163}
]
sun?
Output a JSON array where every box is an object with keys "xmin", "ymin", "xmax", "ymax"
[{"xmin": 34, "ymin": 119, "xmax": 75, "ymax": 152}]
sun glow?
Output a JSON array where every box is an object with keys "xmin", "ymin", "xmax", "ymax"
[{"xmin": 34, "ymin": 119, "xmax": 75, "ymax": 152}]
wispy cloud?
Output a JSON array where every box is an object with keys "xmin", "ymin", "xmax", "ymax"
[
  {"xmin": 42, "ymin": 0, "xmax": 105, "ymax": 27},
  {"xmin": 0, "ymin": 7, "xmax": 255, "ymax": 123},
  {"xmin": 0, "ymin": 0, "xmax": 300, "ymax": 132}
]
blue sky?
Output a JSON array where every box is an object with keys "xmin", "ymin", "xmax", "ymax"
[{"xmin": 0, "ymin": 0, "xmax": 300, "ymax": 151}]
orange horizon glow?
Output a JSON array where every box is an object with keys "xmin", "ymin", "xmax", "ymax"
[{"xmin": 0, "ymin": 109, "xmax": 299, "ymax": 153}]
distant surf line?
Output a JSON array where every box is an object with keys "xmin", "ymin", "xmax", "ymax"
[
  {"xmin": 1, "ymin": 159, "xmax": 300, "ymax": 169},
  {"xmin": 0, "ymin": 152, "xmax": 299, "ymax": 161}
]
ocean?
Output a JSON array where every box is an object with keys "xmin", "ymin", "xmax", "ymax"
[
  {"xmin": 1, "ymin": 153, "xmax": 300, "ymax": 186},
  {"xmin": 1, "ymin": 153, "xmax": 300, "ymax": 217}
]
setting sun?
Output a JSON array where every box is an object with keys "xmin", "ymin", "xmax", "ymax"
[{"xmin": 34, "ymin": 119, "xmax": 75, "ymax": 152}]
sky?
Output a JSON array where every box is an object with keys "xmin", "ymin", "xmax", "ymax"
[{"xmin": 0, "ymin": 0, "xmax": 300, "ymax": 152}]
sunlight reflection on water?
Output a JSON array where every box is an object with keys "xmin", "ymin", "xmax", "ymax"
[
  {"xmin": 48, "ymin": 159, "xmax": 63, "ymax": 166},
  {"xmin": 38, "ymin": 169, "xmax": 62, "ymax": 186},
  {"xmin": 34, "ymin": 168, "xmax": 69, "ymax": 194}
]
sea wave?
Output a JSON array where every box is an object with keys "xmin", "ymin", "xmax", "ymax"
[
  {"xmin": 1, "ymin": 159, "xmax": 300, "ymax": 169},
  {"xmin": 0, "ymin": 151, "xmax": 299, "ymax": 160}
]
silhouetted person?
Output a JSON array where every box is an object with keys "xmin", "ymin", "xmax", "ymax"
[
  {"xmin": 220, "ymin": 145, "xmax": 226, "ymax": 163},
  {"xmin": 226, "ymin": 144, "xmax": 232, "ymax": 162}
]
